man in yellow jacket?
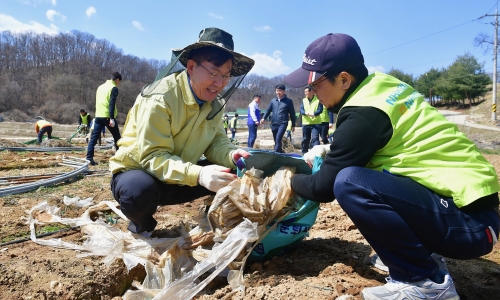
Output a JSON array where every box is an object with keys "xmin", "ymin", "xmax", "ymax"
[
  {"xmin": 109, "ymin": 28, "xmax": 255, "ymax": 236},
  {"xmin": 35, "ymin": 119, "xmax": 52, "ymax": 143}
]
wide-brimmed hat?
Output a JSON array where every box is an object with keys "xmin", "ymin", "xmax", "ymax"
[{"xmin": 174, "ymin": 27, "xmax": 254, "ymax": 77}]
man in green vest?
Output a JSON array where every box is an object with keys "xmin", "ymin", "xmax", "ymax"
[
  {"xmin": 318, "ymin": 103, "xmax": 331, "ymax": 144},
  {"xmin": 222, "ymin": 114, "xmax": 229, "ymax": 135},
  {"xmin": 86, "ymin": 71, "xmax": 123, "ymax": 165},
  {"xmin": 79, "ymin": 108, "xmax": 92, "ymax": 141},
  {"xmin": 285, "ymin": 33, "xmax": 499, "ymax": 299},
  {"xmin": 229, "ymin": 113, "xmax": 238, "ymax": 140},
  {"xmin": 299, "ymin": 87, "xmax": 323, "ymax": 154}
]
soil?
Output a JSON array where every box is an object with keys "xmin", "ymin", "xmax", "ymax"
[{"xmin": 1, "ymin": 108, "xmax": 500, "ymax": 300}]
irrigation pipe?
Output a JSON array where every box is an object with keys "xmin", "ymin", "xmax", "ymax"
[
  {"xmin": 0, "ymin": 144, "xmax": 112, "ymax": 152},
  {"xmin": 0, "ymin": 170, "xmax": 107, "ymax": 185},
  {"xmin": 0, "ymin": 157, "xmax": 89, "ymax": 196},
  {"xmin": 0, "ymin": 226, "xmax": 80, "ymax": 248}
]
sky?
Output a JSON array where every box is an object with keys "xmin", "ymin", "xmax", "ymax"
[{"xmin": 1, "ymin": 0, "xmax": 500, "ymax": 79}]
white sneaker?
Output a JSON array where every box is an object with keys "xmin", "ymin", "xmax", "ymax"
[
  {"xmin": 361, "ymin": 273, "xmax": 460, "ymax": 300},
  {"xmin": 370, "ymin": 253, "xmax": 448, "ymax": 273}
]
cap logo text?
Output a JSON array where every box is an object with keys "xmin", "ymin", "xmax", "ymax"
[{"xmin": 303, "ymin": 54, "xmax": 316, "ymax": 66}]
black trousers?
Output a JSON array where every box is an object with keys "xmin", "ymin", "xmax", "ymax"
[
  {"xmin": 111, "ymin": 167, "xmax": 214, "ymax": 233},
  {"xmin": 38, "ymin": 126, "xmax": 52, "ymax": 143}
]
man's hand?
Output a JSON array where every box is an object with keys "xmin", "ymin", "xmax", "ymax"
[
  {"xmin": 109, "ymin": 119, "xmax": 116, "ymax": 127},
  {"xmin": 198, "ymin": 165, "xmax": 237, "ymax": 192},
  {"xmin": 231, "ymin": 149, "xmax": 251, "ymax": 164},
  {"xmin": 260, "ymin": 119, "xmax": 265, "ymax": 125},
  {"xmin": 303, "ymin": 144, "xmax": 330, "ymax": 167}
]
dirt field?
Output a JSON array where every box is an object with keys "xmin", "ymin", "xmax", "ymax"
[{"xmin": 1, "ymin": 107, "xmax": 500, "ymax": 300}]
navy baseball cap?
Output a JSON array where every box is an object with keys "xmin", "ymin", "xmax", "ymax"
[{"xmin": 284, "ymin": 33, "xmax": 365, "ymax": 87}]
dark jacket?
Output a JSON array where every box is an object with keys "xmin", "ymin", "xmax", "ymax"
[{"xmin": 262, "ymin": 95, "xmax": 296, "ymax": 126}]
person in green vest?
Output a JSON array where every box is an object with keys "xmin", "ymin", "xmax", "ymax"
[
  {"xmin": 318, "ymin": 101, "xmax": 331, "ymax": 144},
  {"xmin": 222, "ymin": 114, "xmax": 229, "ymax": 135},
  {"xmin": 78, "ymin": 108, "xmax": 92, "ymax": 139},
  {"xmin": 284, "ymin": 33, "xmax": 499, "ymax": 300},
  {"xmin": 86, "ymin": 71, "xmax": 123, "ymax": 165},
  {"xmin": 229, "ymin": 113, "xmax": 238, "ymax": 140},
  {"xmin": 299, "ymin": 87, "xmax": 323, "ymax": 154},
  {"xmin": 285, "ymin": 119, "xmax": 292, "ymax": 143}
]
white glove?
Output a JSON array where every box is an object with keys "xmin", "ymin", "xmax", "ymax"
[
  {"xmin": 303, "ymin": 144, "xmax": 331, "ymax": 167},
  {"xmin": 198, "ymin": 165, "xmax": 236, "ymax": 192},
  {"xmin": 109, "ymin": 119, "xmax": 116, "ymax": 127},
  {"xmin": 231, "ymin": 148, "xmax": 251, "ymax": 164}
]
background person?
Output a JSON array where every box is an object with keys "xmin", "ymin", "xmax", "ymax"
[
  {"xmin": 300, "ymin": 87, "xmax": 323, "ymax": 154},
  {"xmin": 222, "ymin": 114, "xmax": 229, "ymax": 135},
  {"xmin": 88, "ymin": 119, "xmax": 106, "ymax": 146},
  {"xmin": 229, "ymin": 113, "xmax": 239, "ymax": 140},
  {"xmin": 247, "ymin": 94, "xmax": 261, "ymax": 148},
  {"xmin": 260, "ymin": 84, "xmax": 296, "ymax": 153},
  {"xmin": 35, "ymin": 119, "xmax": 52, "ymax": 143},
  {"xmin": 78, "ymin": 108, "xmax": 92, "ymax": 134},
  {"xmin": 86, "ymin": 71, "xmax": 123, "ymax": 165},
  {"xmin": 109, "ymin": 27, "xmax": 254, "ymax": 236},
  {"xmin": 319, "ymin": 102, "xmax": 331, "ymax": 144},
  {"xmin": 285, "ymin": 119, "xmax": 293, "ymax": 143},
  {"xmin": 284, "ymin": 33, "xmax": 499, "ymax": 299}
]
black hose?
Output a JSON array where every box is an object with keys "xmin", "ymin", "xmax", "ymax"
[{"xmin": 0, "ymin": 226, "xmax": 80, "ymax": 248}]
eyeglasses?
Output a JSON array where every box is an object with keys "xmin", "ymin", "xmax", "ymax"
[
  {"xmin": 197, "ymin": 63, "xmax": 233, "ymax": 83},
  {"xmin": 308, "ymin": 76, "xmax": 328, "ymax": 92}
]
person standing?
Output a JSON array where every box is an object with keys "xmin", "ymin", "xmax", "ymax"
[
  {"xmin": 285, "ymin": 119, "xmax": 293, "ymax": 143},
  {"xmin": 88, "ymin": 119, "xmax": 106, "ymax": 146},
  {"xmin": 229, "ymin": 113, "xmax": 239, "ymax": 140},
  {"xmin": 260, "ymin": 84, "xmax": 296, "ymax": 153},
  {"xmin": 247, "ymin": 94, "xmax": 261, "ymax": 148},
  {"xmin": 300, "ymin": 87, "xmax": 323, "ymax": 154},
  {"xmin": 86, "ymin": 71, "xmax": 123, "ymax": 165},
  {"xmin": 285, "ymin": 32, "xmax": 499, "ymax": 299},
  {"xmin": 35, "ymin": 119, "xmax": 52, "ymax": 143},
  {"xmin": 109, "ymin": 27, "xmax": 254, "ymax": 236},
  {"xmin": 222, "ymin": 114, "xmax": 229, "ymax": 135},
  {"xmin": 318, "ymin": 102, "xmax": 331, "ymax": 144}
]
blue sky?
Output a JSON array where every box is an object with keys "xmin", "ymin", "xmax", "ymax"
[{"xmin": 1, "ymin": 0, "xmax": 499, "ymax": 79}]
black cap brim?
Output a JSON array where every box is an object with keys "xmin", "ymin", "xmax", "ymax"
[
  {"xmin": 285, "ymin": 67, "xmax": 325, "ymax": 88},
  {"xmin": 284, "ymin": 67, "xmax": 310, "ymax": 88}
]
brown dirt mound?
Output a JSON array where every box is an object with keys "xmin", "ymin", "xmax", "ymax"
[
  {"xmin": 0, "ymin": 138, "xmax": 26, "ymax": 147},
  {"xmin": 40, "ymin": 139, "xmax": 72, "ymax": 147}
]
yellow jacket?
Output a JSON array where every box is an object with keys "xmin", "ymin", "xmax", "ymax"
[
  {"xmin": 109, "ymin": 71, "xmax": 237, "ymax": 186},
  {"xmin": 35, "ymin": 120, "xmax": 52, "ymax": 133}
]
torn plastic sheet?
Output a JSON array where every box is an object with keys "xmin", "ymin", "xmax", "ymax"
[
  {"xmin": 26, "ymin": 197, "xmax": 259, "ymax": 299},
  {"xmin": 62, "ymin": 195, "xmax": 94, "ymax": 207},
  {"xmin": 148, "ymin": 219, "xmax": 257, "ymax": 300},
  {"xmin": 27, "ymin": 200, "xmax": 178, "ymax": 271}
]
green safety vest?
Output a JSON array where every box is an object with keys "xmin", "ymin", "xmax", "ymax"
[
  {"xmin": 230, "ymin": 117, "xmax": 238, "ymax": 129},
  {"xmin": 95, "ymin": 80, "xmax": 118, "ymax": 118},
  {"xmin": 80, "ymin": 114, "xmax": 89, "ymax": 125},
  {"xmin": 223, "ymin": 117, "xmax": 229, "ymax": 128},
  {"xmin": 302, "ymin": 96, "xmax": 322, "ymax": 125},
  {"xmin": 319, "ymin": 104, "xmax": 330, "ymax": 123},
  {"xmin": 341, "ymin": 72, "xmax": 499, "ymax": 208}
]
